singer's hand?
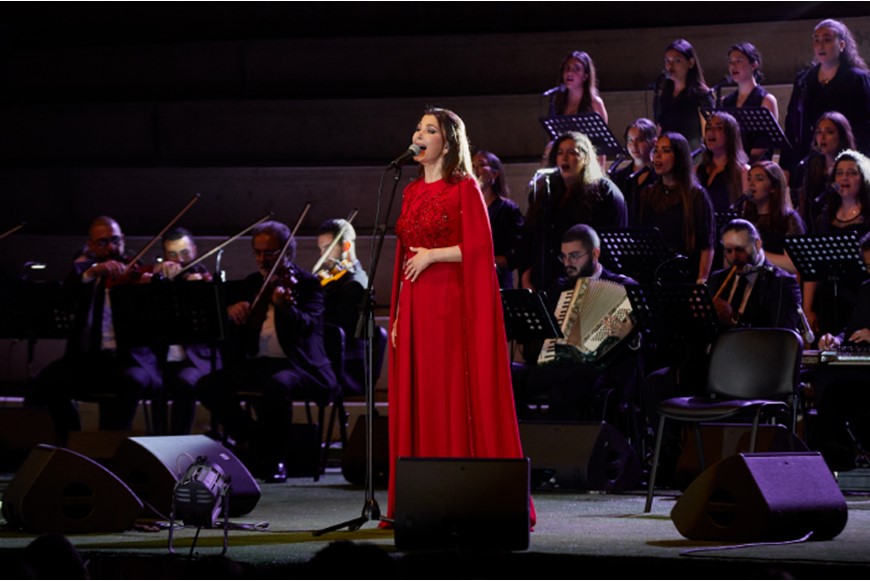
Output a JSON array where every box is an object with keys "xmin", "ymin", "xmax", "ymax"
[
  {"xmin": 391, "ymin": 316, "xmax": 398, "ymax": 349},
  {"xmin": 848, "ymin": 328, "xmax": 870, "ymax": 344},
  {"xmin": 404, "ymin": 247, "xmax": 433, "ymax": 282}
]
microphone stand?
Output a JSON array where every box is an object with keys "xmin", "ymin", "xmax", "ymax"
[{"xmin": 314, "ymin": 164, "xmax": 404, "ymax": 535}]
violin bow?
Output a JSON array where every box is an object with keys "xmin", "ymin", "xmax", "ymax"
[
  {"xmin": 249, "ymin": 202, "xmax": 312, "ymax": 312},
  {"xmin": 311, "ymin": 208, "xmax": 359, "ymax": 273}
]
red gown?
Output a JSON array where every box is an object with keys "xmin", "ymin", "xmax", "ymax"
[{"xmin": 386, "ymin": 174, "xmax": 536, "ymax": 526}]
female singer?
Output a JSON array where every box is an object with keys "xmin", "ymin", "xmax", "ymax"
[
  {"xmin": 520, "ymin": 131, "xmax": 627, "ymax": 291},
  {"xmin": 804, "ymin": 149, "xmax": 870, "ymax": 338},
  {"xmin": 472, "ymin": 150, "xmax": 524, "ymax": 288},
  {"xmin": 610, "ymin": 117, "xmax": 657, "ymax": 224},
  {"xmin": 654, "ymin": 38, "xmax": 714, "ymax": 151},
  {"xmin": 798, "ymin": 111, "xmax": 856, "ymax": 231},
  {"xmin": 743, "ymin": 161, "xmax": 805, "ymax": 274},
  {"xmin": 782, "ymin": 19, "xmax": 870, "ymax": 175},
  {"xmin": 387, "ymin": 107, "xmax": 534, "ymax": 526},
  {"xmin": 637, "ymin": 132, "xmax": 715, "ymax": 283},
  {"xmin": 548, "ymin": 50, "xmax": 609, "ymax": 168},
  {"xmin": 722, "ymin": 43, "xmax": 779, "ymax": 162},
  {"xmin": 548, "ymin": 50, "xmax": 608, "ymax": 122},
  {"xmin": 696, "ymin": 111, "xmax": 749, "ymax": 213}
]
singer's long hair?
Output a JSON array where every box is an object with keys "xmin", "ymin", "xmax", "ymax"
[
  {"xmin": 623, "ymin": 118, "xmax": 657, "ymax": 166},
  {"xmin": 699, "ymin": 112, "xmax": 748, "ymax": 206},
  {"xmin": 472, "ymin": 149, "xmax": 511, "ymax": 200},
  {"xmin": 421, "ymin": 107, "xmax": 473, "ymax": 183},
  {"xmin": 824, "ymin": 150, "xmax": 870, "ymax": 226},
  {"xmin": 801, "ymin": 111, "xmax": 856, "ymax": 219},
  {"xmin": 813, "ymin": 19, "xmax": 869, "ymax": 72},
  {"xmin": 729, "ymin": 43, "xmax": 764, "ymax": 83},
  {"xmin": 641, "ymin": 132, "xmax": 705, "ymax": 254},
  {"xmin": 552, "ymin": 50, "xmax": 600, "ymax": 115},
  {"xmin": 744, "ymin": 161, "xmax": 794, "ymax": 233},
  {"xmin": 664, "ymin": 38, "xmax": 709, "ymax": 96}
]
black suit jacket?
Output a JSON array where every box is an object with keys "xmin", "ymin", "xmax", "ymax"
[
  {"xmin": 227, "ymin": 265, "xmax": 337, "ymax": 396},
  {"xmin": 708, "ymin": 261, "xmax": 801, "ymax": 332}
]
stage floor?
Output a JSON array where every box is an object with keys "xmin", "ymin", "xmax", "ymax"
[{"xmin": 2, "ymin": 466, "xmax": 870, "ymax": 579}]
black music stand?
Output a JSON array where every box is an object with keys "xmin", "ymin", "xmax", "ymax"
[
  {"xmin": 597, "ymin": 228, "xmax": 677, "ymax": 284},
  {"xmin": 500, "ymin": 289, "xmax": 562, "ymax": 344},
  {"xmin": 0, "ymin": 282, "xmax": 76, "ymax": 341},
  {"xmin": 539, "ymin": 113, "xmax": 625, "ymax": 157},
  {"xmin": 0, "ymin": 282, "xmax": 76, "ymax": 393},
  {"xmin": 785, "ymin": 232, "xmax": 866, "ymax": 331},
  {"xmin": 625, "ymin": 283, "xmax": 719, "ymax": 350},
  {"xmin": 704, "ymin": 106, "xmax": 791, "ymax": 151},
  {"xmin": 110, "ymin": 281, "xmax": 226, "ymax": 349}
]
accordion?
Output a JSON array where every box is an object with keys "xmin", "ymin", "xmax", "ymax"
[{"xmin": 538, "ymin": 277, "xmax": 633, "ymax": 366}]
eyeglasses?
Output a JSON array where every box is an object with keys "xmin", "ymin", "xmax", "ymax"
[
  {"xmin": 252, "ymin": 249, "xmax": 281, "ymax": 258},
  {"xmin": 91, "ymin": 235, "xmax": 122, "ymax": 247},
  {"xmin": 557, "ymin": 251, "xmax": 588, "ymax": 263}
]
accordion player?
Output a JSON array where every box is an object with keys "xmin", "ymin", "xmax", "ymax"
[{"xmin": 538, "ymin": 276, "xmax": 635, "ymax": 367}]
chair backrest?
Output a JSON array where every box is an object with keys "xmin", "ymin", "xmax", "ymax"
[
  {"xmin": 323, "ymin": 323, "xmax": 346, "ymax": 381},
  {"xmin": 707, "ymin": 328, "xmax": 803, "ymax": 400}
]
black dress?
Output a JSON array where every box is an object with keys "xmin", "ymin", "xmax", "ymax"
[
  {"xmin": 487, "ymin": 196, "xmax": 525, "ymax": 289},
  {"xmin": 721, "ymin": 85, "xmax": 772, "ymax": 159},
  {"xmin": 655, "ymin": 81, "xmax": 715, "ymax": 150}
]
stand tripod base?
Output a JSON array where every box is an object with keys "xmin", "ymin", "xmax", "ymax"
[{"xmin": 312, "ymin": 498, "xmax": 384, "ymax": 536}]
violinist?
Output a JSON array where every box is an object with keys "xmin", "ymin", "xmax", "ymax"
[
  {"xmin": 28, "ymin": 216, "xmax": 161, "ymax": 443},
  {"xmin": 196, "ymin": 220, "xmax": 337, "ymax": 483},
  {"xmin": 315, "ymin": 218, "xmax": 370, "ymax": 394},
  {"xmin": 148, "ymin": 227, "xmax": 220, "ymax": 435}
]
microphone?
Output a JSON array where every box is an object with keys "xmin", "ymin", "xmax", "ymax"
[
  {"xmin": 527, "ymin": 167, "xmax": 560, "ymax": 188},
  {"xmin": 628, "ymin": 165, "xmax": 651, "ymax": 181},
  {"xmin": 542, "ymin": 84, "xmax": 565, "ymax": 97},
  {"xmin": 814, "ymin": 182, "xmax": 840, "ymax": 205},
  {"xmin": 709, "ymin": 75, "xmax": 734, "ymax": 93},
  {"xmin": 691, "ymin": 144, "xmax": 706, "ymax": 160},
  {"xmin": 729, "ymin": 192, "xmax": 750, "ymax": 212},
  {"xmin": 387, "ymin": 144, "xmax": 422, "ymax": 169},
  {"xmin": 647, "ymin": 71, "xmax": 666, "ymax": 90}
]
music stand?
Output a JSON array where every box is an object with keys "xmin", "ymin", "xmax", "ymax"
[
  {"xmin": 625, "ymin": 283, "xmax": 719, "ymax": 350},
  {"xmin": 785, "ymin": 232, "xmax": 866, "ymax": 330},
  {"xmin": 500, "ymin": 289, "xmax": 562, "ymax": 344},
  {"xmin": 539, "ymin": 113, "xmax": 625, "ymax": 157},
  {"xmin": 704, "ymin": 106, "xmax": 791, "ymax": 151},
  {"xmin": 0, "ymin": 282, "xmax": 76, "ymax": 341},
  {"xmin": 110, "ymin": 281, "xmax": 226, "ymax": 349},
  {"xmin": 597, "ymin": 228, "xmax": 673, "ymax": 284}
]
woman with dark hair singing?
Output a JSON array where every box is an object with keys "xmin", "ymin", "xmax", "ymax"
[{"xmin": 386, "ymin": 107, "xmax": 535, "ymax": 527}]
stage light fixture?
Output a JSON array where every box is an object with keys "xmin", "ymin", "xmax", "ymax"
[{"xmin": 168, "ymin": 455, "xmax": 232, "ymax": 556}]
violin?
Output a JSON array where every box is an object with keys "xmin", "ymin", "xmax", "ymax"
[
  {"xmin": 315, "ymin": 241, "xmax": 355, "ymax": 286},
  {"xmin": 245, "ymin": 203, "xmax": 311, "ymax": 330},
  {"xmin": 312, "ymin": 209, "xmax": 358, "ymax": 287}
]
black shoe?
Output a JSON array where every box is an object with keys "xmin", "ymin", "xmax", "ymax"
[{"xmin": 265, "ymin": 462, "xmax": 287, "ymax": 483}]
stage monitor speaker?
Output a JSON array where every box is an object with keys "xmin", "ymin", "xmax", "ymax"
[
  {"xmin": 671, "ymin": 452, "xmax": 848, "ymax": 542},
  {"xmin": 2, "ymin": 444, "xmax": 143, "ymax": 534},
  {"xmin": 519, "ymin": 421, "xmax": 641, "ymax": 491},
  {"xmin": 394, "ymin": 457, "xmax": 530, "ymax": 551},
  {"xmin": 112, "ymin": 435, "xmax": 261, "ymax": 519},
  {"xmin": 675, "ymin": 422, "xmax": 809, "ymax": 490},
  {"xmin": 341, "ymin": 414, "xmax": 389, "ymax": 487}
]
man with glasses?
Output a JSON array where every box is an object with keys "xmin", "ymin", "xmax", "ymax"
[
  {"xmin": 514, "ymin": 224, "xmax": 640, "ymax": 426},
  {"xmin": 29, "ymin": 216, "xmax": 161, "ymax": 443},
  {"xmin": 708, "ymin": 219, "xmax": 801, "ymax": 330},
  {"xmin": 196, "ymin": 220, "xmax": 337, "ymax": 482}
]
